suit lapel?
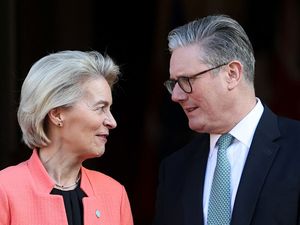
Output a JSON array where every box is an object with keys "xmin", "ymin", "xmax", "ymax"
[
  {"xmin": 182, "ymin": 134, "xmax": 210, "ymax": 225},
  {"xmin": 231, "ymin": 106, "xmax": 280, "ymax": 225}
]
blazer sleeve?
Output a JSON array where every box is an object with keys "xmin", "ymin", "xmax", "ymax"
[
  {"xmin": 0, "ymin": 183, "xmax": 10, "ymax": 225},
  {"xmin": 120, "ymin": 185, "xmax": 134, "ymax": 225}
]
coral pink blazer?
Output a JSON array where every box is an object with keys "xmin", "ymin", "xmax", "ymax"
[{"xmin": 0, "ymin": 150, "xmax": 134, "ymax": 225}]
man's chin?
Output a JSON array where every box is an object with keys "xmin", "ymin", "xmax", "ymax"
[{"xmin": 188, "ymin": 121, "xmax": 205, "ymax": 133}]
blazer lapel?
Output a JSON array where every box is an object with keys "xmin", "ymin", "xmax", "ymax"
[
  {"xmin": 231, "ymin": 106, "xmax": 280, "ymax": 225},
  {"xmin": 82, "ymin": 196, "xmax": 110, "ymax": 225},
  {"xmin": 80, "ymin": 168, "xmax": 119, "ymax": 225},
  {"xmin": 182, "ymin": 134, "xmax": 210, "ymax": 225}
]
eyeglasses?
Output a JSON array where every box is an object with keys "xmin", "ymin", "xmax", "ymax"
[{"xmin": 164, "ymin": 63, "xmax": 228, "ymax": 94}]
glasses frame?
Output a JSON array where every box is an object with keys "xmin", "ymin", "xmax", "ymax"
[{"xmin": 164, "ymin": 63, "xmax": 228, "ymax": 94}]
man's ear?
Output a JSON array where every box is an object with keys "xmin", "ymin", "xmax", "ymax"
[{"xmin": 226, "ymin": 60, "xmax": 243, "ymax": 90}]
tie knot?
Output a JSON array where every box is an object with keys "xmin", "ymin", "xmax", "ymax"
[{"xmin": 217, "ymin": 133, "xmax": 234, "ymax": 150}]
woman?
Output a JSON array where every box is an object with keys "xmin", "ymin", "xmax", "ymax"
[{"xmin": 0, "ymin": 50, "xmax": 134, "ymax": 225}]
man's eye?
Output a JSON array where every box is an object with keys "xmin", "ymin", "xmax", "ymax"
[
  {"xmin": 95, "ymin": 106, "xmax": 105, "ymax": 111},
  {"xmin": 180, "ymin": 77, "xmax": 189, "ymax": 82}
]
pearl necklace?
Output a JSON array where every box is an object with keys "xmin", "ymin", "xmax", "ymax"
[{"xmin": 54, "ymin": 175, "xmax": 81, "ymax": 191}]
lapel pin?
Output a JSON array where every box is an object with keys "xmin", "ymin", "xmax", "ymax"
[{"xmin": 95, "ymin": 209, "xmax": 101, "ymax": 218}]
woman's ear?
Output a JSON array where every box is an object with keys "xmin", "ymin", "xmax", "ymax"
[
  {"xmin": 226, "ymin": 60, "xmax": 243, "ymax": 90},
  {"xmin": 48, "ymin": 108, "xmax": 64, "ymax": 127}
]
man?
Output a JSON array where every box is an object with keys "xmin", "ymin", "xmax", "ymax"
[{"xmin": 153, "ymin": 14, "xmax": 300, "ymax": 225}]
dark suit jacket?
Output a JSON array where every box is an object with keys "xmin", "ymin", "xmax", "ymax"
[{"xmin": 153, "ymin": 106, "xmax": 300, "ymax": 225}]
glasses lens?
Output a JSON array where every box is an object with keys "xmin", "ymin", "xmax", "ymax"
[
  {"xmin": 178, "ymin": 77, "xmax": 191, "ymax": 93},
  {"xmin": 164, "ymin": 80, "xmax": 176, "ymax": 94}
]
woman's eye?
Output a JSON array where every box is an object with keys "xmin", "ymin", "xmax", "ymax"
[{"xmin": 94, "ymin": 104, "xmax": 111, "ymax": 113}]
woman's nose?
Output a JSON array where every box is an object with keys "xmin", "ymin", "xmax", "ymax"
[{"xmin": 104, "ymin": 112, "xmax": 117, "ymax": 129}]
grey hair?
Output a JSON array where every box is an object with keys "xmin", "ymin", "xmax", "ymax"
[
  {"xmin": 168, "ymin": 14, "xmax": 255, "ymax": 82},
  {"xmin": 17, "ymin": 50, "xmax": 120, "ymax": 149}
]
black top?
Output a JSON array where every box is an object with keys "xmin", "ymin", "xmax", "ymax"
[{"xmin": 51, "ymin": 182, "xmax": 87, "ymax": 225}]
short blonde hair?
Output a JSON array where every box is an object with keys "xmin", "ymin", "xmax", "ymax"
[{"xmin": 17, "ymin": 50, "xmax": 120, "ymax": 149}]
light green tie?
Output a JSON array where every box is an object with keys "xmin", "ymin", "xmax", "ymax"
[{"xmin": 207, "ymin": 133, "xmax": 234, "ymax": 225}]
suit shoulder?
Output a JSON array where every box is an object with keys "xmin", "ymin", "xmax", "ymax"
[
  {"xmin": 278, "ymin": 116, "xmax": 300, "ymax": 127},
  {"xmin": 277, "ymin": 116, "xmax": 300, "ymax": 137},
  {"xmin": 263, "ymin": 104, "xmax": 300, "ymax": 131},
  {"xmin": 161, "ymin": 133, "xmax": 209, "ymax": 165}
]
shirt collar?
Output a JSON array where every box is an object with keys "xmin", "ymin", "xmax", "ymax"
[{"xmin": 209, "ymin": 98, "xmax": 264, "ymax": 157}]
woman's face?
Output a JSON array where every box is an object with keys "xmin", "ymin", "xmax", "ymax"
[{"xmin": 58, "ymin": 77, "xmax": 117, "ymax": 160}]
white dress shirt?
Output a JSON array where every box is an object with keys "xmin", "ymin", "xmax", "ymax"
[{"xmin": 203, "ymin": 98, "xmax": 264, "ymax": 224}]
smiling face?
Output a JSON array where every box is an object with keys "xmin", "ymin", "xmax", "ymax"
[
  {"xmin": 169, "ymin": 45, "xmax": 233, "ymax": 134},
  {"xmin": 56, "ymin": 77, "xmax": 117, "ymax": 160}
]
